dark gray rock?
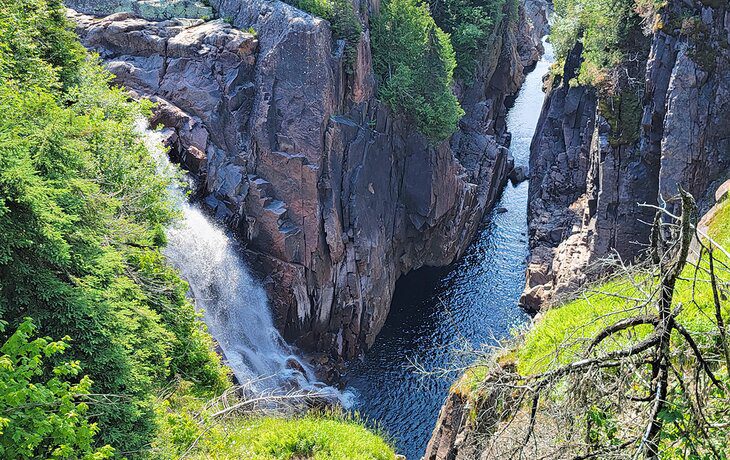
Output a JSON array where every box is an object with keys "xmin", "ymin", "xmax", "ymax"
[
  {"xmin": 71, "ymin": 0, "xmax": 544, "ymax": 359},
  {"xmin": 522, "ymin": 0, "xmax": 730, "ymax": 311},
  {"xmin": 508, "ymin": 165, "xmax": 529, "ymax": 184}
]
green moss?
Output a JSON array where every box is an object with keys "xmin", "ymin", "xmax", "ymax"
[
  {"xmin": 516, "ymin": 276, "xmax": 645, "ymax": 374},
  {"xmin": 598, "ymin": 89, "xmax": 643, "ymax": 147},
  {"xmin": 453, "ymin": 364, "xmax": 491, "ymax": 396}
]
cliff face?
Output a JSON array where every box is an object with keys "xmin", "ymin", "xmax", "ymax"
[
  {"xmin": 522, "ymin": 0, "xmax": 730, "ymax": 310},
  {"xmin": 69, "ymin": 0, "xmax": 546, "ymax": 358},
  {"xmin": 427, "ymin": 1, "xmax": 730, "ymax": 457}
]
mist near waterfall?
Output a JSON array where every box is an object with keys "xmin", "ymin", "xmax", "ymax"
[{"xmin": 139, "ymin": 123, "xmax": 318, "ymax": 391}]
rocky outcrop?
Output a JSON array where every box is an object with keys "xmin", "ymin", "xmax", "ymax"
[
  {"xmin": 518, "ymin": 0, "xmax": 549, "ymax": 68},
  {"xmin": 522, "ymin": 0, "xmax": 730, "ymax": 310},
  {"xmin": 423, "ymin": 392, "xmax": 470, "ymax": 460},
  {"xmin": 423, "ymin": 365, "xmax": 521, "ymax": 460},
  {"xmin": 521, "ymin": 41, "xmax": 598, "ymax": 310},
  {"xmin": 67, "ymin": 0, "xmax": 213, "ymax": 20},
  {"xmin": 71, "ymin": 0, "xmax": 543, "ymax": 359}
]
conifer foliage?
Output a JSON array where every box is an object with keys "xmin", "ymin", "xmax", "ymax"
[
  {"xmin": 371, "ymin": 0, "xmax": 464, "ymax": 141},
  {"xmin": 0, "ymin": 0, "xmax": 228, "ymax": 456}
]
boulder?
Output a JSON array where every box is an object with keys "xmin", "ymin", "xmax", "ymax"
[{"xmin": 508, "ymin": 165, "xmax": 529, "ymax": 184}]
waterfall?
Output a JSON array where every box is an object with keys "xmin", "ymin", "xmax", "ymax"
[{"xmin": 138, "ymin": 122, "xmax": 323, "ymax": 393}]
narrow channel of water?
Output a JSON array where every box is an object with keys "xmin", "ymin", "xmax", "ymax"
[{"xmin": 345, "ymin": 42, "xmax": 555, "ymax": 459}]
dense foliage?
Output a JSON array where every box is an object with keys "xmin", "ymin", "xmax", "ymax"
[
  {"xmin": 0, "ymin": 2, "xmax": 400, "ymax": 458},
  {"xmin": 0, "ymin": 319, "xmax": 114, "ymax": 459},
  {"xmin": 550, "ymin": 0, "xmax": 645, "ymax": 87},
  {"xmin": 427, "ymin": 0, "xmax": 508, "ymax": 83},
  {"xmin": 371, "ymin": 0, "xmax": 464, "ymax": 141},
  {"xmin": 0, "ymin": 0, "xmax": 228, "ymax": 455},
  {"xmin": 549, "ymin": 0, "xmax": 649, "ymax": 146},
  {"xmin": 0, "ymin": 0, "xmax": 84, "ymax": 89}
]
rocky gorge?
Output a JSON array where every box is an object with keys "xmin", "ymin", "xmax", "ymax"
[
  {"xmin": 521, "ymin": 0, "xmax": 730, "ymax": 310},
  {"xmin": 424, "ymin": 0, "xmax": 730, "ymax": 458},
  {"xmin": 4, "ymin": 0, "xmax": 727, "ymax": 456},
  {"xmin": 67, "ymin": 0, "xmax": 548, "ymax": 362}
]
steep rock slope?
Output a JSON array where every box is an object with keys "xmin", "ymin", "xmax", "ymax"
[
  {"xmin": 426, "ymin": 1, "xmax": 730, "ymax": 457},
  {"xmin": 69, "ymin": 0, "xmax": 546, "ymax": 358},
  {"xmin": 522, "ymin": 0, "xmax": 730, "ymax": 310}
]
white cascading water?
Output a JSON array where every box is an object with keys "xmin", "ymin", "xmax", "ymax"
[{"xmin": 138, "ymin": 122, "xmax": 327, "ymax": 394}]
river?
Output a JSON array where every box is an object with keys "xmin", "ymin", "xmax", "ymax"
[{"xmin": 345, "ymin": 41, "xmax": 555, "ymax": 459}]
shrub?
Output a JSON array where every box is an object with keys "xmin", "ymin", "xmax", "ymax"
[
  {"xmin": 0, "ymin": 0, "xmax": 84, "ymax": 89},
  {"xmin": 0, "ymin": 0, "xmax": 229, "ymax": 454},
  {"xmin": 372, "ymin": 0, "xmax": 464, "ymax": 141},
  {"xmin": 551, "ymin": 0, "xmax": 643, "ymax": 87},
  {"xmin": 0, "ymin": 319, "xmax": 114, "ymax": 459}
]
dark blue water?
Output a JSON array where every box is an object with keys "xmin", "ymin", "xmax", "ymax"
[{"xmin": 345, "ymin": 43, "xmax": 555, "ymax": 459}]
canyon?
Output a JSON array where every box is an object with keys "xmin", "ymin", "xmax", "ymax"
[
  {"xmin": 425, "ymin": 1, "xmax": 730, "ymax": 458},
  {"xmin": 66, "ymin": 0, "xmax": 729, "ymax": 457},
  {"xmin": 67, "ymin": 0, "xmax": 547, "ymax": 361},
  {"xmin": 6, "ymin": 0, "xmax": 729, "ymax": 456}
]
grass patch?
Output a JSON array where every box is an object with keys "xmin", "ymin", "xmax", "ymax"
[
  {"xmin": 516, "ymin": 198, "xmax": 730, "ymax": 375},
  {"xmin": 197, "ymin": 416, "xmax": 397, "ymax": 460},
  {"xmin": 152, "ymin": 384, "xmax": 397, "ymax": 460}
]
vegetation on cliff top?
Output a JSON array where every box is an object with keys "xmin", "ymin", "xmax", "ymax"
[
  {"xmin": 426, "ymin": 0, "xmax": 509, "ymax": 83},
  {"xmin": 291, "ymin": 0, "xmax": 363, "ymax": 70},
  {"xmin": 294, "ymin": 0, "xmax": 513, "ymax": 140},
  {"xmin": 1, "ymin": 0, "xmax": 229, "ymax": 453},
  {"xmin": 460, "ymin": 192, "xmax": 730, "ymax": 458},
  {"xmin": 372, "ymin": 0, "xmax": 464, "ymax": 141},
  {"xmin": 0, "ymin": 0, "xmax": 396, "ymax": 458},
  {"xmin": 551, "ymin": 0, "xmax": 645, "ymax": 87},
  {"xmin": 550, "ymin": 0, "xmax": 650, "ymax": 146}
]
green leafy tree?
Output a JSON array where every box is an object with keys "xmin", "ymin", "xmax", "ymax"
[
  {"xmin": 426, "ymin": 0, "xmax": 507, "ymax": 83},
  {"xmin": 0, "ymin": 319, "xmax": 114, "ymax": 459},
  {"xmin": 551, "ymin": 0, "xmax": 643, "ymax": 87},
  {"xmin": 372, "ymin": 0, "xmax": 464, "ymax": 141}
]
